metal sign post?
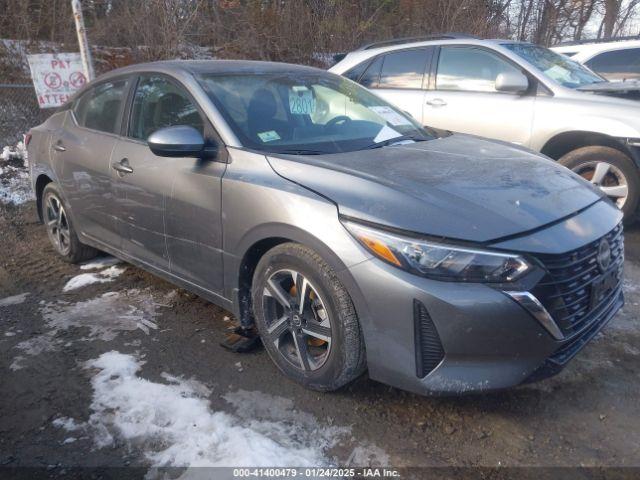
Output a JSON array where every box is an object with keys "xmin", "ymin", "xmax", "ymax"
[{"xmin": 71, "ymin": 0, "xmax": 95, "ymax": 81}]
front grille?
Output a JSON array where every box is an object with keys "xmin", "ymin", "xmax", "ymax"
[
  {"xmin": 531, "ymin": 223, "xmax": 624, "ymax": 338},
  {"xmin": 524, "ymin": 288, "xmax": 624, "ymax": 384},
  {"xmin": 549, "ymin": 288, "xmax": 623, "ymax": 364},
  {"xmin": 413, "ymin": 300, "xmax": 445, "ymax": 378}
]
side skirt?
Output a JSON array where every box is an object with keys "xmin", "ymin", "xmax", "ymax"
[{"xmin": 80, "ymin": 233, "xmax": 235, "ymax": 313}]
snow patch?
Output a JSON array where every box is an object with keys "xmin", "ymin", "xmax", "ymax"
[
  {"xmin": 63, "ymin": 266, "xmax": 126, "ymax": 292},
  {"xmin": 623, "ymin": 279, "xmax": 638, "ymax": 293},
  {"xmin": 346, "ymin": 445, "xmax": 391, "ymax": 467},
  {"xmin": 14, "ymin": 332, "xmax": 58, "ymax": 357},
  {"xmin": 10, "ymin": 355, "xmax": 25, "ymax": 371},
  {"xmin": 80, "ymin": 256, "xmax": 122, "ymax": 270},
  {"xmin": 0, "ymin": 292, "xmax": 29, "ymax": 306},
  {"xmin": 40, "ymin": 289, "xmax": 158, "ymax": 341},
  {"xmin": 83, "ymin": 351, "xmax": 356, "ymax": 467},
  {"xmin": 63, "ymin": 273, "xmax": 109, "ymax": 292},
  {"xmin": 0, "ymin": 142, "xmax": 33, "ymax": 205},
  {"xmin": 0, "ymin": 142, "xmax": 26, "ymax": 162},
  {"xmin": 53, "ymin": 416, "xmax": 85, "ymax": 432},
  {"xmin": 12, "ymin": 289, "xmax": 162, "ymax": 367}
]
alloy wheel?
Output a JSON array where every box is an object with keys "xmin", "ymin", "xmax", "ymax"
[
  {"xmin": 262, "ymin": 269, "xmax": 332, "ymax": 372},
  {"xmin": 572, "ymin": 161, "xmax": 629, "ymax": 209},
  {"xmin": 45, "ymin": 195, "xmax": 71, "ymax": 255}
]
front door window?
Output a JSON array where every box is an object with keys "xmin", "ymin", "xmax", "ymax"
[
  {"xmin": 129, "ymin": 75, "xmax": 204, "ymax": 141},
  {"xmin": 436, "ymin": 46, "xmax": 524, "ymax": 93}
]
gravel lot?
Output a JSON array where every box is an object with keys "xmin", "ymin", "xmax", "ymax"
[{"xmin": 1, "ymin": 196, "xmax": 639, "ymax": 476}]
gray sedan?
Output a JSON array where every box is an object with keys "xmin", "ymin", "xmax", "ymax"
[{"xmin": 27, "ymin": 60, "xmax": 624, "ymax": 394}]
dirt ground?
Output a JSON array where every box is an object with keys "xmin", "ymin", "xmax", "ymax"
[{"xmin": 1, "ymin": 199, "xmax": 639, "ymax": 477}]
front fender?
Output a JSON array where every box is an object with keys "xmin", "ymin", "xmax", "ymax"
[
  {"xmin": 221, "ymin": 148, "xmax": 374, "ymax": 345},
  {"xmin": 531, "ymin": 94, "xmax": 640, "ymax": 152},
  {"xmin": 553, "ymin": 116, "xmax": 640, "ymax": 139}
]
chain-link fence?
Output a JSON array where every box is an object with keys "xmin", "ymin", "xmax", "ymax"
[{"xmin": 0, "ymin": 84, "xmax": 51, "ymax": 147}]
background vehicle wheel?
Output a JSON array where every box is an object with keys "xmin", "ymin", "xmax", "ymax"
[
  {"xmin": 559, "ymin": 146, "xmax": 640, "ymax": 222},
  {"xmin": 42, "ymin": 183, "xmax": 98, "ymax": 263},
  {"xmin": 252, "ymin": 243, "xmax": 366, "ymax": 391}
]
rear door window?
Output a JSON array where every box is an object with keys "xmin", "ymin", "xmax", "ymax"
[
  {"xmin": 73, "ymin": 80, "xmax": 127, "ymax": 134},
  {"xmin": 586, "ymin": 48, "xmax": 640, "ymax": 81},
  {"xmin": 378, "ymin": 48, "xmax": 431, "ymax": 89}
]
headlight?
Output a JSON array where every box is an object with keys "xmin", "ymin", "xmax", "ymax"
[{"xmin": 343, "ymin": 220, "xmax": 531, "ymax": 283}]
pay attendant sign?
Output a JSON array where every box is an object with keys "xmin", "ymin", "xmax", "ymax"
[{"xmin": 27, "ymin": 53, "xmax": 87, "ymax": 108}]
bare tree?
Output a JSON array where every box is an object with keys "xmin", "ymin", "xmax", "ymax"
[
  {"xmin": 600, "ymin": 0, "xmax": 621, "ymax": 37},
  {"xmin": 0, "ymin": 0, "xmax": 639, "ymax": 72}
]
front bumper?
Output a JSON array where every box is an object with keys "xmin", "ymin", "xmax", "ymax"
[
  {"xmin": 345, "ymin": 201, "xmax": 624, "ymax": 395},
  {"xmin": 524, "ymin": 288, "xmax": 623, "ymax": 383}
]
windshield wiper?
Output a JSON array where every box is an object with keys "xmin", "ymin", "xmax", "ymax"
[
  {"xmin": 364, "ymin": 135, "xmax": 425, "ymax": 150},
  {"xmin": 275, "ymin": 149, "xmax": 327, "ymax": 155}
]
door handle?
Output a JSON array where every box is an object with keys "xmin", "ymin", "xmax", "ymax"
[
  {"xmin": 52, "ymin": 143, "xmax": 66, "ymax": 152},
  {"xmin": 112, "ymin": 159, "xmax": 133, "ymax": 174},
  {"xmin": 426, "ymin": 98, "xmax": 447, "ymax": 107}
]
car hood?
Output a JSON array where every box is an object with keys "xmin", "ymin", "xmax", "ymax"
[
  {"xmin": 267, "ymin": 134, "xmax": 605, "ymax": 243},
  {"xmin": 576, "ymin": 79, "xmax": 640, "ymax": 94}
]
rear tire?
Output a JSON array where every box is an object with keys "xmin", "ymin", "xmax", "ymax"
[
  {"xmin": 252, "ymin": 243, "xmax": 366, "ymax": 391},
  {"xmin": 558, "ymin": 146, "xmax": 639, "ymax": 222},
  {"xmin": 42, "ymin": 183, "xmax": 98, "ymax": 263}
]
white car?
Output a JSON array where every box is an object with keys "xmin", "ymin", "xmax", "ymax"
[
  {"xmin": 330, "ymin": 35, "xmax": 640, "ymax": 220},
  {"xmin": 552, "ymin": 37, "xmax": 640, "ymax": 82}
]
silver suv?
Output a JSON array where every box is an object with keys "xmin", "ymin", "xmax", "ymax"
[{"xmin": 330, "ymin": 34, "xmax": 640, "ymax": 220}]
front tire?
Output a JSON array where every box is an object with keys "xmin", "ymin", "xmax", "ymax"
[
  {"xmin": 42, "ymin": 183, "xmax": 98, "ymax": 263},
  {"xmin": 252, "ymin": 243, "xmax": 366, "ymax": 391},
  {"xmin": 559, "ymin": 146, "xmax": 640, "ymax": 222}
]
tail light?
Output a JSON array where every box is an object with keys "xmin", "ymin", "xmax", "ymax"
[{"xmin": 24, "ymin": 132, "xmax": 32, "ymax": 147}]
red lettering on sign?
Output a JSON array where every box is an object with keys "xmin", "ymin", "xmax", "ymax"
[{"xmin": 50, "ymin": 59, "xmax": 73, "ymax": 69}]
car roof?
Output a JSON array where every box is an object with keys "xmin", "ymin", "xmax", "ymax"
[
  {"xmin": 330, "ymin": 37, "xmax": 529, "ymax": 73},
  {"xmin": 352, "ymin": 37, "xmax": 522, "ymax": 55},
  {"xmin": 552, "ymin": 39, "xmax": 640, "ymax": 60},
  {"xmin": 98, "ymin": 59, "xmax": 326, "ymax": 80}
]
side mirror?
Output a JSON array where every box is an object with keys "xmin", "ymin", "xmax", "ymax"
[
  {"xmin": 147, "ymin": 125, "xmax": 210, "ymax": 158},
  {"xmin": 495, "ymin": 71, "xmax": 529, "ymax": 94}
]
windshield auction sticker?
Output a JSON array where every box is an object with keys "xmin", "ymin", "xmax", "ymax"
[
  {"xmin": 27, "ymin": 53, "xmax": 86, "ymax": 108},
  {"xmin": 258, "ymin": 130, "xmax": 281, "ymax": 142},
  {"xmin": 289, "ymin": 86, "xmax": 316, "ymax": 115},
  {"xmin": 369, "ymin": 106, "xmax": 412, "ymax": 126},
  {"xmin": 373, "ymin": 124, "xmax": 402, "ymax": 143}
]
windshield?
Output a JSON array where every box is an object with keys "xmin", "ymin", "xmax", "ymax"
[
  {"xmin": 196, "ymin": 72, "xmax": 433, "ymax": 154},
  {"xmin": 503, "ymin": 43, "xmax": 604, "ymax": 88}
]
